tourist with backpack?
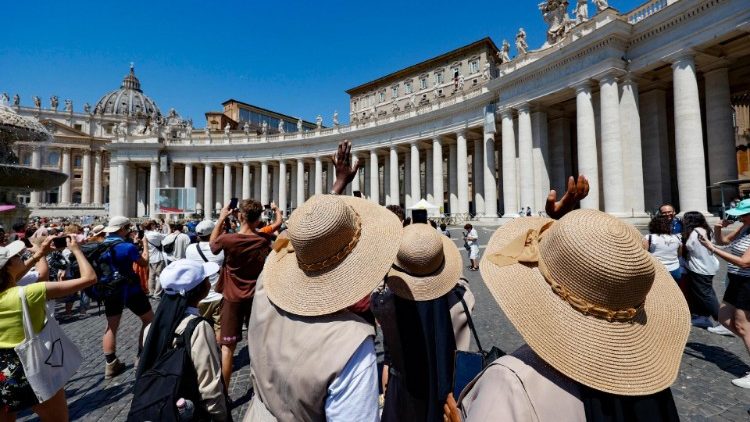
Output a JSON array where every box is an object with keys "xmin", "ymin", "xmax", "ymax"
[
  {"xmin": 142, "ymin": 220, "xmax": 166, "ymax": 298},
  {"xmin": 99, "ymin": 216, "xmax": 153, "ymax": 379},
  {"xmin": 128, "ymin": 259, "xmax": 228, "ymax": 421}
]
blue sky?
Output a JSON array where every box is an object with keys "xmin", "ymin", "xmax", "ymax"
[{"xmin": 1, "ymin": 0, "xmax": 644, "ymax": 125}]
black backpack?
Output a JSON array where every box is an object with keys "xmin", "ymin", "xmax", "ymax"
[
  {"xmin": 162, "ymin": 237, "xmax": 176, "ymax": 254},
  {"xmin": 68, "ymin": 239, "xmax": 131, "ymax": 301},
  {"xmin": 127, "ymin": 317, "xmax": 208, "ymax": 422}
]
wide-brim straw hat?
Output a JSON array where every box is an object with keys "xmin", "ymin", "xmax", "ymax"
[
  {"xmin": 480, "ymin": 209, "xmax": 689, "ymax": 396},
  {"xmin": 264, "ymin": 194, "xmax": 402, "ymax": 316},
  {"xmin": 386, "ymin": 223, "xmax": 462, "ymax": 301}
]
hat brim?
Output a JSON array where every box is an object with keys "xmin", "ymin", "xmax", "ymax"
[
  {"xmin": 102, "ymin": 226, "xmax": 123, "ymax": 233},
  {"xmin": 264, "ymin": 196, "xmax": 402, "ymax": 316},
  {"xmin": 726, "ymin": 208, "xmax": 750, "ymax": 217},
  {"xmin": 479, "ymin": 217, "xmax": 690, "ymax": 396},
  {"xmin": 386, "ymin": 235, "xmax": 462, "ymax": 301}
]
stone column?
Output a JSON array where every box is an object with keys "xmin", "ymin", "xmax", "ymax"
[
  {"xmin": 307, "ymin": 165, "xmax": 315, "ymax": 199},
  {"xmin": 390, "ymin": 146, "xmax": 399, "ymax": 206},
  {"xmin": 203, "ymin": 164, "xmax": 213, "ymax": 219},
  {"xmin": 619, "ymin": 76, "xmax": 646, "ymax": 216},
  {"xmin": 672, "ymin": 54, "xmax": 709, "ymax": 214},
  {"xmin": 363, "ymin": 157, "xmax": 371, "ymax": 199},
  {"xmin": 370, "ymin": 150, "xmax": 380, "ymax": 204},
  {"xmin": 575, "ymin": 81, "xmax": 600, "ymax": 210},
  {"xmin": 272, "ymin": 164, "xmax": 280, "ymax": 204},
  {"xmin": 29, "ymin": 147, "xmax": 42, "ymax": 206},
  {"xmin": 501, "ymin": 109, "xmax": 519, "ymax": 217},
  {"xmin": 456, "ymin": 131, "xmax": 469, "ymax": 214},
  {"xmin": 352, "ymin": 157, "xmax": 362, "ymax": 194},
  {"xmin": 94, "ymin": 151, "xmax": 103, "ymax": 205},
  {"xmin": 598, "ymin": 74, "xmax": 626, "ymax": 214},
  {"xmin": 253, "ymin": 165, "xmax": 261, "ymax": 200},
  {"xmin": 223, "ymin": 163, "xmax": 233, "ymax": 204},
  {"xmin": 125, "ymin": 163, "xmax": 137, "ymax": 217},
  {"xmin": 116, "ymin": 161, "xmax": 127, "ymax": 217},
  {"xmin": 531, "ymin": 111, "xmax": 550, "ymax": 213},
  {"xmin": 705, "ymin": 67, "xmax": 737, "ymax": 201},
  {"xmin": 242, "ymin": 162, "xmax": 251, "ymax": 199},
  {"xmin": 60, "ymin": 148, "xmax": 72, "ymax": 204},
  {"xmin": 473, "ymin": 138, "xmax": 485, "ymax": 216},
  {"xmin": 296, "ymin": 159, "xmax": 305, "ymax": 208},
  {"xmin": 517, "ymin": 105, "xmax": 534, "ymax": 212},
  {"xmin": 425, "ymin": 144, "xmax": 434, "ymax": 204},
  {"xmin": 108, "ymin": 160, "xmax": 118, "ymax": 214},
  {"xmin": 314, "ymin": 156, "xmax": 323, "ymax": 195},
  {"xmin": 404, "ymin": 153, "xmax": 412, "ymax": 207},
  {"xmin": 640, "ymin": 89, "xmax": 671, "ymax": 212},
  {"xmin": 326, "ymin": 161, "xmax": 334, "ymax": 193},
  {"xmin": 196, "ymin": 164, "xmax": 204, "ymax": 214},
  {"xmin": 549, "ymin": 118, "xmax": 571, "ymax": 194},
  {"xmin": 410, "ymin": 142, "xmax": 421, "ymax": 205},
  {"xmin": 449, "ymin": 144, "xmax": 458, "ymax": 214},
  {"xmin": 260, "ymin": 161, "xmax": 270, "ymax": 205},
  {"xmin": 234, "ymin": 166, "xmax": 242, "ymax": 199},
  {"xmin": 184, "ymin": 163, "xmax": 194, "ymax": 189},
  {"xmin": 149, "ymin": 160, "xmax": 159, "ymax": 218},
  {"xmin": 279, "ymin": 160, "xmax": 287, "ymax": 216},
  {"xmin": 433, "ymin": 138, "xmax": 444, "ymax": 212},
  {"xmin": 483, "ymin": 129, "xmax": 498, "ymax": 218},
  {"xmin": 81, "ymin": 150, "xmax": 92, "ymax": 204},
  {"xmin": 215, "ymin": 165, "xmax": 224, "ymax": 212}
]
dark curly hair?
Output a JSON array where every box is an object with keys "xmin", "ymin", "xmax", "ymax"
[
  {"xmin": 682, "ymin": 211, "xmax": 712, "ymax": 246},
  {"xmin": 648, "ymin": 214, "xmax": 672, "ymax": 235},
  {"xmin": 239, "ymin": 199, "xmax": 263, "ymax": 223}
]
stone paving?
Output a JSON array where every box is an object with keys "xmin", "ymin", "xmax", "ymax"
[{"xmin": 14, "ymin": 223, "xmax": 750, "ymax": 421}]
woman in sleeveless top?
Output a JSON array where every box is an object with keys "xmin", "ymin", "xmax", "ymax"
[
  {"xmin": 642, "ymin": 214, "xmax": 682, "ymax": 281},
  {"xmin": 698, "ymin": 199, "xmax": 750, "ymax": 388}
]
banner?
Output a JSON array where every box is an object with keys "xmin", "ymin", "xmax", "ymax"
[{"xmin": 154, "ymin": 188, "xmax": 197, "ymax": 214}]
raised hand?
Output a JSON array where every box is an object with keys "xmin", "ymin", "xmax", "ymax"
[
  {"xmin": 545, "ymin": 175, "xmax": 589, "ymax": 220},
  {"xmin": 331, "ymin": 140, "xmax": 361, "ymax": 195}
]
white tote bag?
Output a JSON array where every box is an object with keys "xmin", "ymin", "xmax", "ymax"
[{"xmin": 13, "ymin": 286, "xmax": 83, "ymax": 402}]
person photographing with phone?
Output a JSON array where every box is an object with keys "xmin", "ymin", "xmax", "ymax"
[
  {"xmin": 698, "ymin": 199, "xmax": 750, "ymax": 388},
  {"xmin": 209, "ymin": 198, "xmax": 272, "ymax": 390},
  {"xmin": 257, "ymin": 202, "xmax": 283, "ymax": 236}
]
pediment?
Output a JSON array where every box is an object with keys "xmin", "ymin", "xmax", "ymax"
[{"xmin": 40, "ymin": 119, "xmax": 88, "ymax": 137}]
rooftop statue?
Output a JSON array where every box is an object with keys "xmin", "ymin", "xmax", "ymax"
[
  {"xmin": 594, "ymin": 0, "xmax": 608, "ymax": 12},
  {"xmin": 262, "ymin": 120, "xmax": 268, "ymax": 134},
  {"xmin": 539, "ymin": 0, "xmax": 573, "ymax": 47},
  {"xmin": 333, "ymin": 110, "xmax": 339, "ymax": 126},
  {"xmin": 297, "ymin": 118, "xmax": 303, "ymax": 132},
  {"xmin": 278, "ymin": 119, "xmax": 285, "ymax": 134},
  {"xmin": 83, "ymin": 102, "xmax": 91, "ymax": 113},
  {"xmin": 482, "ymin": 61, "xmax": 492, "ymax": 80},
  {"xmin": 316, "ymin": 115, "xmax": 322, "ymax": 129},
  {"xmin": 243, "ymin": 121, "xmax": 251, "ymax": 134},
  {"xmin": 499, "ymin": 40, "xmax": 511, "ymax": 63},
  {"xmin": 516, "ymin": 28, "xmax": 529, "ymax": 55},
  {"xmin": 64, "ymin": 99, "xmax": 73, "ymax": 113},
  {"xmin": 50, "ymin": 96, "xmax": 59, "ymax": 111},
  {"xmin": 225, "ymin": 123, "xmax": 232, "ymax": 136},
  {"xmin": 33, "ymin": 96, "xmax": 41, "ymax": 108},
  {"xmin": 574, "ymin": 0, "xmax": 589, "ymax": 23},
  {"xmin": 12, "ymin": 94, "xmax": 19, "ymax": 107},
  {"xmin": 1, "ymin": 93, "xmax": 8, "ymax": 105}
]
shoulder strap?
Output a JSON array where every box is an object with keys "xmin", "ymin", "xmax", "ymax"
[
  {"xmin": 195, "ymin": 244, "xmax": 209, "ymax": 263},
  {"xmin": 454, "ymin": 279, "xmax": 483, "ymax": 353},
  {"xmin": 175, "ymin": 316, "xmax": 206, "ymax": 349},
  {"xmin": 648, "ymin": 234, "xmax": 652, "ymax": 251},
  {"xmin": 17, "ymin": 287, "xmax": 35, "ymax": 341}
]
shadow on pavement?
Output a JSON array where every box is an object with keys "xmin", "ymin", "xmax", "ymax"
[{"xmin": 685, "ymin": 342, "xmax": 750, "ymax": 377}]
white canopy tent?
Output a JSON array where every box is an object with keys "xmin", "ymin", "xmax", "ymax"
[{"xmin": 406, "ymin": 199, "xmax": 441, "ymax": 218}]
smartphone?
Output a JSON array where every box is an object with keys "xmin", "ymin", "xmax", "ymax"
[
  {"xmin": 453, "ymin": 350, "xmax": 484, "ymax": 399},
  {"xmin": 137, "ymin": 229, "xmax": 145, "ymax": 239},
  {"xmin": 264, "ymin": 204, "xmax": 271, "ymax": 210},
  {"xmin": 228, "ymin": 197, "xmax": 239, "ymax": 210},
  {"xmin": 52, "ymin": 236, "xmax": 68, "ymax": 249}
]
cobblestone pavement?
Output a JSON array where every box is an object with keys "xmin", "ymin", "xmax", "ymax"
[{"xmin": 15, "ymin": 224, "xmax": 750, "ymax": 421}]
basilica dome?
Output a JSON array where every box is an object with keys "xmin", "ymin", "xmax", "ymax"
[{"xmin": 94, "ymin": 65, "xmax": 160, "ymax": 118}]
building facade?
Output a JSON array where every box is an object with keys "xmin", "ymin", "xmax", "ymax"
[{"xmin": 9, "ymin": 0, "xmax": 750, "ymax": 222}]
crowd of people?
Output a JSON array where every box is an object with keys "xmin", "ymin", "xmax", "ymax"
[{"xmin": 0, "ymin": 140, "xmax": 746, "ymax": 421}]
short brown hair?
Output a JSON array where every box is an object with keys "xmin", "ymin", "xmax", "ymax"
[{"xmin": 240, "ymin": 199, "xmax": 263, "ymax": 223}]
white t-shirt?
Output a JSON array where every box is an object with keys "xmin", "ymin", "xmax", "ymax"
[
  {"xmin": 324, "ymin": 337, "xmax": 379, "ymax": 422},
  {"xmin": 185, "ymin": 242, "xmax": 225, "ymax": 303},
  {"xmin": 17, "ymin": 269, "xmax": 40, "ymax": 286},
  {"xmin": 645, "ymin": 234, "xmax": 681, "ymax": 271},
  {"xmin": 685, "ymin": 228, "xmax": 719, "ymax": 276},
  {"xmin": 466, "ymin": 229, "xmax": 479, "ymax": 247},
  {"xmin": 163, "ymin": 232, "xmax": 191, "ymax": 263},
  {"xmin": 145, "ymin": 230, "xmax": 165, "ymax": 263}
]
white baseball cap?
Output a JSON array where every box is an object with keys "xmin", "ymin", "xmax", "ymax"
[
  {"xmin": 0, "ymin": 240, "xmax": 26, "ymax": 269},
  {"xmin": 103, "ymin": 216, "xmax": 131, "ymax": 233},
  {"xmin": 160, "ymin": 259, "xmax": 220, "ymax": 296},
  {"xmin": 195, "ymin": 220, "xmax": 216, "ymax": 236}
]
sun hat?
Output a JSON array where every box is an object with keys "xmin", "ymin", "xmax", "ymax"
[
  {"xmin": 103, "ymin": 216, "xmax": 131, "ymax": 233},
  {"xmin": 263, "ymin": 194, "xmax": 402, "ymax": 316},
  {"xmin": 90, "ymin": 224, "xmax": 105, "ymax": 236},
  {"xmin": 386, "ymin": 223, "xmax": 461, "ymax": 301},
  {"xmin": 0, "ymin": 240, "xmax": 25, "ymax": 269},
  {"xmin": 160, "ymin": 259, "xmax": 220, "ymax": 296},
  {"xmin": 480, "ymin": 209, "xmax": 689, "ymax": 396},
  {"xmin": 195, "ymin": 220, "xmax": 215, "ymax": 237},
  {"xmin": 726, "ymin": 199, "xmax": 750, "ymax": 217}
]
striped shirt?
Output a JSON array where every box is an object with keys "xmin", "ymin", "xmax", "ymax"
[{"xmin": 727, "ymin": 229, "xmax": 750, "ymax": 277}]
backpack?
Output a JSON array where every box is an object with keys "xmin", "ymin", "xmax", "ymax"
[
  {"xmin": 162, "ymin": 235, "xmax": 177, "ymax": 255},
  {"xmin": 127, "ymin": 317, "xmax": 208, "ymax": 422},
  {"xmin": 68, "ymin": 239, "xmax": 131, "ymax": 301}
]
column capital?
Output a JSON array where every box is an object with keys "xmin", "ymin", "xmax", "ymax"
[
  {"xmin": 596, "ymin": 69, "xmax": 623, "ymax": 85},
  {"xmin": 432, "ymin": 135, "xmax": 443, "ymax": 143},
  {"xmin": 499, "ymin": 108, "xmax": 514, "ymax": 119},
  {"xmin": 455, "ymin": 128, "xmax": 467, "ymax": 138},
  {"xmin": 670, "ymin": 50, "xmax": 696, "ymax": 68},
  {"xmin": 620, "ymin": 73, "xmax": 640, "ymax": 87},
  {"xmin": 573, "ymin": 80, "xmax": 593, "ymax": 93},
  {"xmin": 61, "ymin": 147, "xmax": 72, "ymax": 154},
  {"xmin": 515, "ymin": 103, "xmax": 531, "ymax": 113}
]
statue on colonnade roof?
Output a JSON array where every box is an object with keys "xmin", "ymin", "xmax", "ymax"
[{"xmin": 539, "ymin": 0, "xmax": 573, "ymax": 47}]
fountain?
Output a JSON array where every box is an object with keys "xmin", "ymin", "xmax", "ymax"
[{"xmin": 0, "ymin": 100, "xmax": 67, "ymax": 227}]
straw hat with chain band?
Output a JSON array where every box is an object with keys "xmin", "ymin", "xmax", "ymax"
[
  {"xmin": 480, "ymin": 209, "xmax": 690, "ymax": 396},
  {"xmin": 386, "ymin": 223, "xmax": 462, "ymax": 301},
  {"xmin": 264, "ymin": 194, "xmax": 402, "ymax": 316}
]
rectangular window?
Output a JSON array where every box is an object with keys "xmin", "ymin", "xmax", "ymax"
[
  {"xmin": 392, "ymin": 86, "xmax": 398, "ymax": 98},
  {"xmin": 405, "ymin": 82, "xmax": 412, "ymax": 94},
  {"xmin": 470, "ymin": 60, "xmax": 479, "ymax": 73},
  {"xmin": 379, "ymin": 92, "xmax": 385, "ymax": 102},
  {"xmin": 420, "ymin": 78, "xmax": 427, "ymax": 90},
  {"xmin": 436, "ymin": 73, "xmax": 443, "ymax": 85}
]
